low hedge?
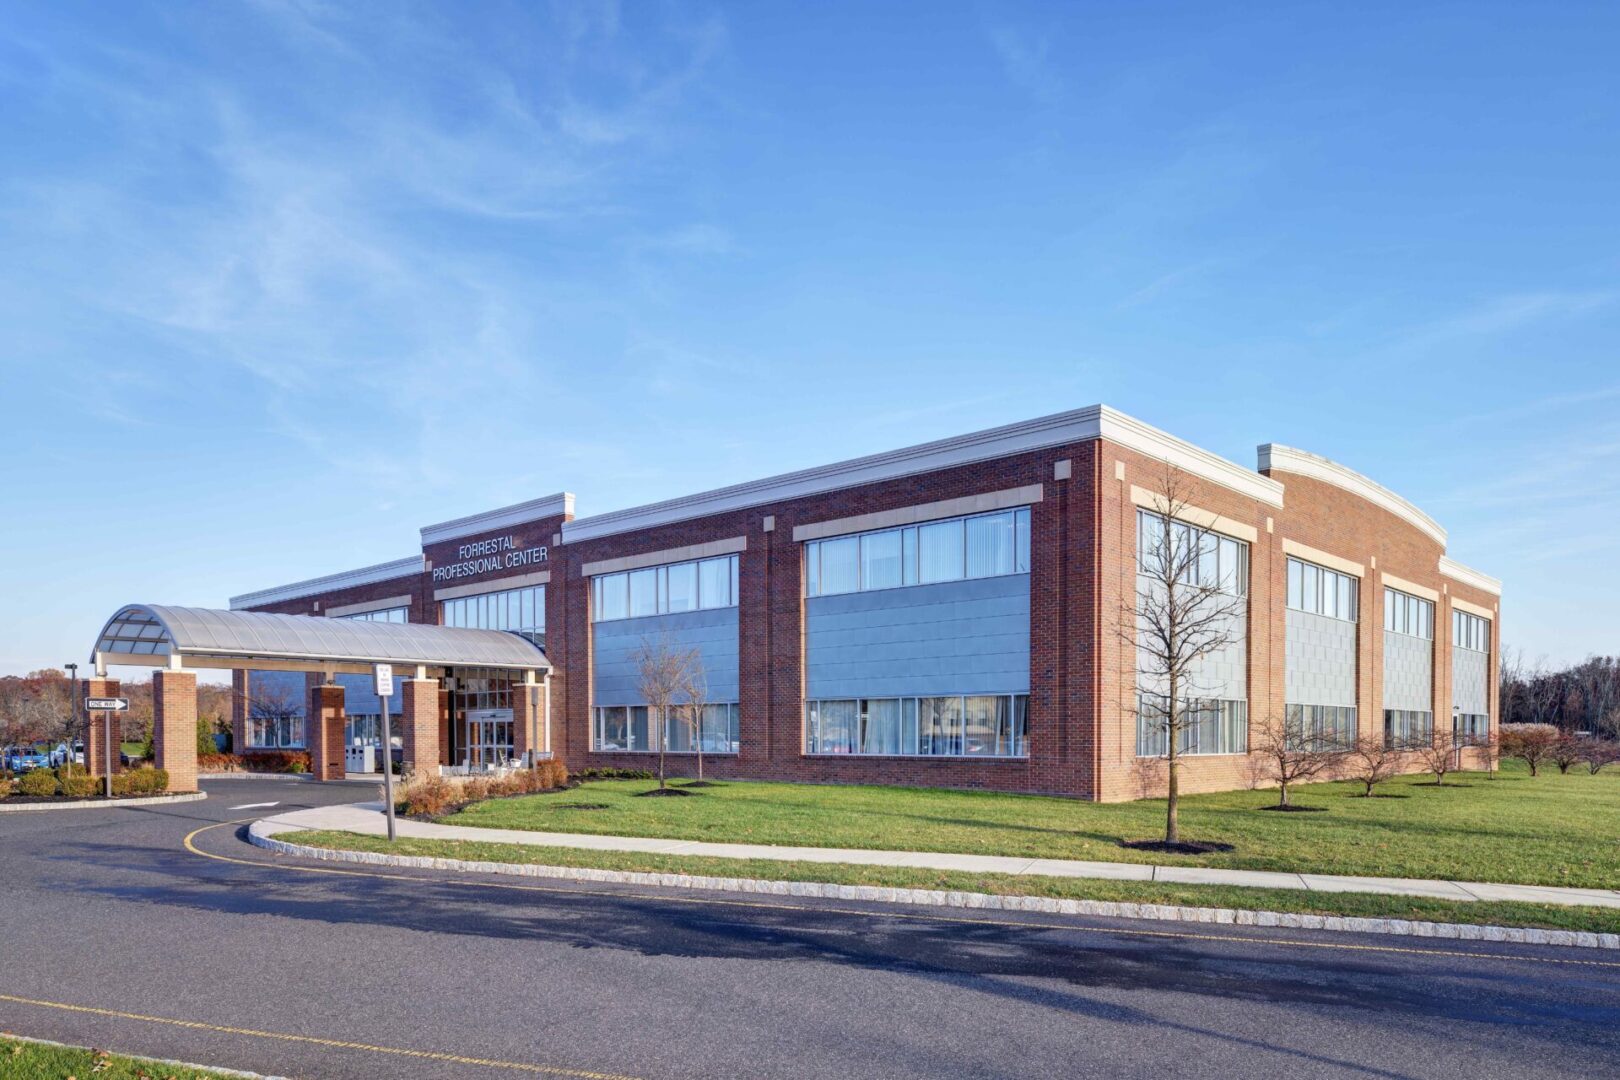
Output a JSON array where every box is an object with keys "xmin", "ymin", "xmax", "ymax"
[
  {"xmin": 397, "ymin": 760, "xmax": 570, "ymax": 817},
  {"xmin": 60, "ymin": 774, "xmax": 100, "ymax": 798},
  {"xmin": 111, "ymin": 768, "xmax": 168, "ymax": 796},
  {"xmin": 16, "ymin": 770, "xmax": 58, "ymax": 797},
  {"xmin": 202, "ymin": 750, "xmax": 312, "ymax": 774}
]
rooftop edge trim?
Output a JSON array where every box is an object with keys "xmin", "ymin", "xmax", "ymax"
[
  {"xmin": 228, "ymin": 556, "xmax": 425, "ymax": 610},
  {"xmin": 1258, "ymin": 443, "xmax": 1448, "ymax": 548},
  {"xmin": 1438, "ymin": 555, "xmax": 1503, "ymax": 596},
  {"xmin": 419, "ymin": 492, "xmax": 575, "ymax": 545},
  {"xmin": 563, "ymin": 404, "xmax": 1284, "ymax": 544}
]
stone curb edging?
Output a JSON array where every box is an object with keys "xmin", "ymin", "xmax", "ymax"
[
  {"xmin": 247, "ymin": 825, "xmax": 1620, "ymax": 952},
  {"xmin": 0, "ymin": 791, "xmax": 207, "ymax": 813},
  {"xmin": 0, "ymin": 1030, "xmax": 287, "ymax": 1079}
]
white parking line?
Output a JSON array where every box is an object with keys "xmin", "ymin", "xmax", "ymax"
[{"xmin": 228, "ymin": 801, "xmax": 281, "ymax": 810}]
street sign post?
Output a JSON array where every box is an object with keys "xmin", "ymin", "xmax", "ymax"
[
  {"xmin": 374, "ymin": 664, "xmax": 397, "ymax": 842},
  {"xmin": 84, "ymin": 697, "xmax": 129, "ymax": 799}
]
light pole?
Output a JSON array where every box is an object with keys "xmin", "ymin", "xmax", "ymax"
[{"xmin": 64, "ymin": 662, "xmax": 78, "ymax": 772}]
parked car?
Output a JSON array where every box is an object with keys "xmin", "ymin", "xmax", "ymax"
[{"xmin": 6, "ymin": 748, "xmax": 50, "ymax": 772}]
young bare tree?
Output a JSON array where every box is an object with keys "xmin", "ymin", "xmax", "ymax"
[
  {"xmin": 1341, "ymin": 735, "xmax": 1403, "ymax": 797},
  {"xmin": 1500, "ymin": 722, "xmax": 1561, "ymax": 776},
  {"xmin": 1126, "ymin": 463, "xmax": 1249, "ymax": 844},
  {"xmin": 631, "ymin": 635, "xmax": 699, "ymax": 793},
  {"xmin": 1548, "ymin": 733, "xmax": 1585, "ymax": 775},
  {"xmin": 675, "ymin": 657, "xmax": 713, "ymax": 785},
  {"xmin": 1253, "ymin": 712, "xmax": 1342, "ymax": 807},
  {"xmin": 1582, "ymin": 739, "xmax": 1620, "ymax": 775},
  {"xmin": 1413, "ymin": 735, "xmax": 1461, "ymax": 786}
]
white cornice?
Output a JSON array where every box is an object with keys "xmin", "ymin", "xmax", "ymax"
[
  {"xmin": 1104, "ymin": 408, "xmax": 1284, "ymax": 507},
  {"xmin": 420, "ymin": 493, "xmax": 574, "ymax": 545},
  {"xmin": 1439, "ymin": 556, "xmax": 1502, "ymax": 597},
  {"xmin": 229, "ymin": 556, "xmax": 424, "ymax": 610},
  {"xmin": 564, "ymin": 405, "xmax": 1281, "ymax": 543},
  {"xmin": 1259, "ymin": 444, "xmax": 1447, "ymax": 548}
]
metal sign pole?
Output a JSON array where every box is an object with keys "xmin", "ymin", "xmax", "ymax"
[
  {"xmin": 103, "ymin": 707, "xmax": 112, "ymax": 799},
  {"xmin": 374, "ymin": 663, "xmax": 397, "ymax": 842}
]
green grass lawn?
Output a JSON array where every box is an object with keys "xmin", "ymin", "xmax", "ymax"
[
  {"xmin": 290, "ymin": 829, "xmax": 1620, "ymax": 937},
  {"xmin": 438, "ymin": 760, "xmax": 1620, "ymax": 889},
  {"xmin": 0, "ymin": 1035, "xmax": 237, "ymax": 1079}
]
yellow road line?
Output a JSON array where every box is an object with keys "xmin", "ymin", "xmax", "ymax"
[
  {"xmin": 0, "ymin": 992, "xmax": 642, "ymax": 1079},
  {"xmin": 184, "ymin": 820, "xmax": 1620, "ymax": 972}
]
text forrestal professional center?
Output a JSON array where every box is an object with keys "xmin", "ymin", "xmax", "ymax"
[{"xmin": 228, "ymin": 404, "xmax": 1501, "ymax": 802}]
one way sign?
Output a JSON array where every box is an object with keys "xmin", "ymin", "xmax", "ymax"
[{"xmin": 84, "ymin": 697, "xmax": 129, "ymax": 711}]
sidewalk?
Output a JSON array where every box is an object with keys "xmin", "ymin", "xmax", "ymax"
[{"xmin": 254, "ymin": 802, "xmax": 1620, "ymax": 910}]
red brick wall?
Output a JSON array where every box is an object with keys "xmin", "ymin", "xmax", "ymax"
[{"xmin": 153, "ymin": 669, "xmax": 198, "ymax": 793}]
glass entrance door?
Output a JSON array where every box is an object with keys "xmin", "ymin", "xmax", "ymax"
[{"xmin": 465, "ymin": 709, "xmax": 514, "ymax": 766}]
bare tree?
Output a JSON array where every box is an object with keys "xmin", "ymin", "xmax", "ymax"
[
  {"xmin": 1252, "ymin": 712, "xmax": 1341, "ymax": 807},
  {"xmin": 1500, "ymin": 723, "xmax": 1561, "ymax": 776},
  {"xmin": 1582, "ymin": 740, "xmax": 1620, "ymax": 776},
  {"xmin": 1126, "ymin": 463, "xmax": 1249, "ymax": 844},
  {"xmin": 1520, "ymin": 657, "xmax": 1560, "ymax": 728},
  {"xmin": 675, "ymin": 657, "xmax": 712, "ymax": 786},
  {"xmin": 1573, "ymin": 656, "xmax": 1620, "ymax": 734},
  {"xmin": 1413, "ymin": 736, "xmax": 1461, "ymax": 786},
  {"xmin": 631, "ymin": 635, "xmax": 699, "ymax": 792},
  {"xmin": 1548, "ymin": 733, "xmax": 1584, "ymax": 775},
  {"xmin": 1341, "ymin": 736, "xmax": 1403, "ymax": 797}
]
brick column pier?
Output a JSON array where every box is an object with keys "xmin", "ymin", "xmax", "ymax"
[
  {"xmin": 230, "ymin": 669, "xmax": 249, "ymax": 755},
  {"xmin": 514, "ymin": 680, "xmax": 546, "ymax": 763},
  {"xmin": 80, "ymin": 677, "xmax": 122, "ymax": 778},
  {"xmin": 401, "ymin": 678, "xmax": 441, "ymax": 776},
  {"xmin": 307, "ymin": 683, "xmax": 347, "ymax": 781},
  {"xmin": 153, "ymin": 669, "xmax": 199, "ymax": 793}
]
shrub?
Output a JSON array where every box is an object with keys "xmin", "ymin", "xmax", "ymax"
[
  {"xmin": 197, "ymin": 717, "xmax": 217, "ymax": 759},
  {"xmin": 17, "ymin": 770, "xmax": 58, "ymax": 797},
  {"xmin": 60, "ymin": 774, "xmax": 99, "ymax": 798},
  {"xmin": 1500, "ymin": 723, "xmax": 1562, "ymax": 776},
  {"xmin": 240, "ymin": 750, "xmax": 312, "ymax": 774},
  {"xmin": 397, "ymin": 773, "xmax": 460, "ymax": 817},
  {"xmin": 577, "ymin": 767, "xmax": 652, "ymax": 781},
  {"xmin": 199, "ymin": 752, "xmax": 244, "ymax": 772}
]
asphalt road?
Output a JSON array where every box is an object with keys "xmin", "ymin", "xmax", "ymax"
[{"xmin": 0, "ymin": 778, "xmax": 1616, "ymax": 1080}]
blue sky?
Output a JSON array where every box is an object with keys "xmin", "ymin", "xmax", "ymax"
[{"xmin": 2, "ymin": 1, "xmax": 1617, "ymax": 678}]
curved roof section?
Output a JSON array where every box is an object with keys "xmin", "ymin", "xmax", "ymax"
[
  {"xmin": 1258, "ymin": 444, "xmax": 1447, "ymax": 548},
  {"xmin": 92, "ymin": 605, "xmax": 549, "ymax": 672}
]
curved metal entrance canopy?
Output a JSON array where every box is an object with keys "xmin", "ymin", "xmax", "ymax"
[{"xmin": 91, "ymin": 604, "xmax": 551, "ymax": 677}]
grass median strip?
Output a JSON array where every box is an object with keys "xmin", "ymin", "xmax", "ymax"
[
  {"xmin": 437, "ymin": 762, "xmax": 1620, "ymax": 889},
  {"xmin": 288, "ymin": 829, "xmax": 1620, "ymax": 937},
  {"xmin": 0, "ymin": 1034, "xmax": 241, "ymax": 1079}
]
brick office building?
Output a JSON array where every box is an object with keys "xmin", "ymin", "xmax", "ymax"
[{"xmin": 228, "ymin": 405, "xmax": 1500, "ymax": 802}]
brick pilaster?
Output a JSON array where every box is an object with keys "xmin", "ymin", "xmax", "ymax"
[
  {"xmin": 230, "ymin": 669, "xmax": 249, "ymax": 755},
  {"xmin": 400, "ymin": 678, "xmax": 441, "ymax": 776},
  {"xmin": 80, "ymin": 677, "xmax": 122, "ymax": 778},
  {"xmin": 513, "ymin": 681, "xmax": 547, "ymax": 762},
  {"xmin": 307, "ymin": 683, "xmax": 346, "ymax": 781},
  {"xmin": 153, "ymin": 669, "xmax": 199, "ymax": 793}
]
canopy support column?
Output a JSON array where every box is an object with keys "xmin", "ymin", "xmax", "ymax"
[
  {"xmin": 153, "ymin": 669, "xmax": 199, "ymax": 793},
  {"xmin": 80, "ymin": 676, "xmax": 122, "ymax": 779},
  {"xmin": 308, "ymin": 682, "xmax": 347, "ymax": 781},
  {"xmin": 401, "ymin": 678, "xmax": 440, "ymax": 777}
]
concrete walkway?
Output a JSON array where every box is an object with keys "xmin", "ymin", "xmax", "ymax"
[{"xmin": 253, "ymin": 802, "xmax": 1620, "ymax": 910}]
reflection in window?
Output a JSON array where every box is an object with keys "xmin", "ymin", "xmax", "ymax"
[{"xmin": 805, "ymin": 507, "xmax": 1032, "ymax": 597}]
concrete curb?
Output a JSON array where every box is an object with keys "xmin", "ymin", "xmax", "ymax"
[
  {"xmin": 248, "ymin": 824, "xmax": 1620, "ymax": 952},
  {"xmin": 0, "ymin": 791, "xmax": 207, "ymax": 813},
  {"xmin": 0, "ymin": 1030, "xmax": 287, "ymax": 1079},
  {"xmin": 200, "ymin": 773, "xmax": 385, "ymax": 783}
]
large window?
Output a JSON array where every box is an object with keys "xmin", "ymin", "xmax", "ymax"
[
  {"xmin": 592, "ymin": 704, "xmax": 740, "ymax": 753},
  {"xmin": 1453, "ymin": 610, "xmax": 1490, "ymax": 652},
  {"xmin": 1384, "ymin": 709, "xmax": 1434, "ymax": 748},
  {"xmin": 339, "ymin": 606, "xmax": 408, "ymax": 623},
  {"xmin": 247, "ymin": 715, "xmax": 304, "ymax": 749},
  {"xmin": 805, "ymin": 508, "xmax": 1031, "ymax": 598},
  {"xmin": 442, "ymin": 585, "xmax": 544, "ymax": 634},
  {"xmin": 1285, "ymin": 703, "xmax": 1356, "ymax": 750},
  {"xmin": 1383, "ymin": 588, "xmax": 1434, "ymax": 639},
  {"xmin": 1286, "ymin": 558, "xmax": 1358, "ymax": 621},
  {"xmin": 1135, "ymin": 511, "xmax": 1248, "ymax": 596},
  {"xmin": 1453, "ymin": 712, "xmax": 1489, "ymax": 746},
  {"xmin": 592, "ymin": 555, "xmax": 739, "ymax": 622},
  {"xmin": 1136, "ymin": 697, "xmax": 1248, "ymax": 757},
  {"xmin": 805, "ymin": 694, "xmax": 1028, "ymax": 757}
]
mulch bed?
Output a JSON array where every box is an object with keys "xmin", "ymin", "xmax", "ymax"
[
  {"xmin": 635, "ymin": 787, "xmax": 695, "ymax": 797},
  {"xmin": 1118, "ymin": 839, "xmax": 1236, "ymax": 855},
  {"xmin": 1257, "ymin": 804, "xmax": 1328, "ymax": 812},
  {"xmin": 552, "ymin": 803, "xmax": 610, "ymax": 811}
]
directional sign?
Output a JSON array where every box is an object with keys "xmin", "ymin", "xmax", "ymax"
[{"xmin": 84, "ymin": 697, "xmax": 129, "ymax": 711}]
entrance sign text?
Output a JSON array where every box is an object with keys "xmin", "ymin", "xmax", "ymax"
[{"xmin": 432, "ymin": 534, "xmax": 547, "ymax": 582}]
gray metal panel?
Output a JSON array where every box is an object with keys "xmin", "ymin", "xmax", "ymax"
[
  {"xmin": 1285, "ymin": 609, "xmax": 1357, "ymax": 707},
  {"xmin": 805, "ymin": 575, "xmax": 1029, "ymax": 699},
  {"xmin": 1453, "ymin": 647, "xmax": 1489, "ymax": 714},
  {"xmin": 592, "ymin": 608, "xmax": 740, "ymax": 707},
  {"xmin": 1383, "ymin": 631, "xmax": 1434, "ymax": 712},
  {"xmin": 94, "ymin": 604, "xmax": 550, "ymax": 670}
]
